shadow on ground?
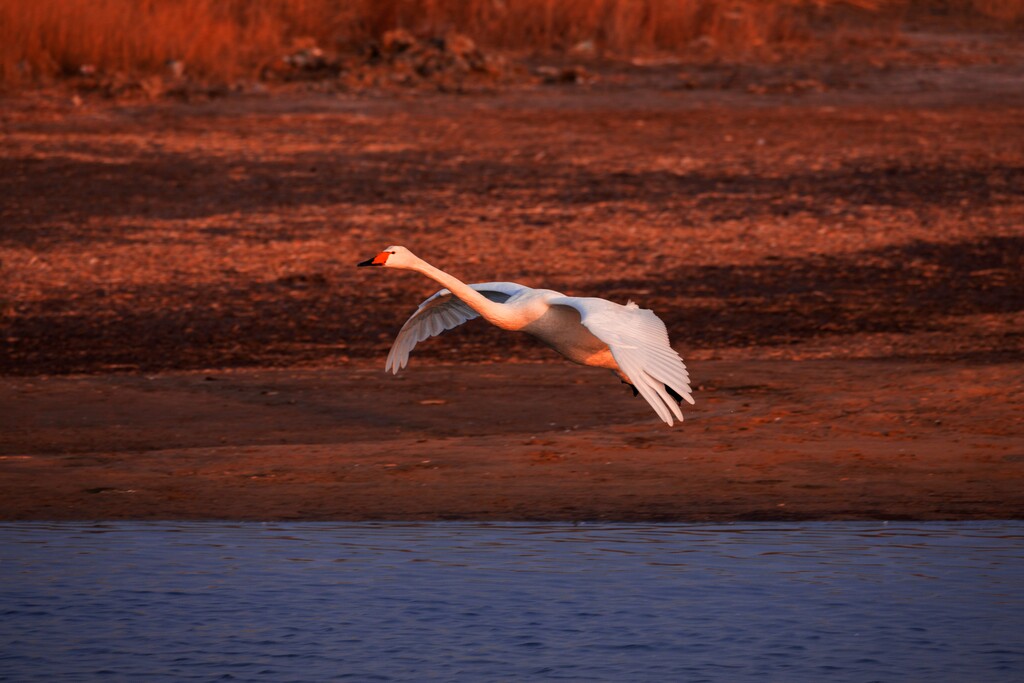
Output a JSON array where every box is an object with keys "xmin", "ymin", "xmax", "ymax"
[{"xmin": 4, "ymin": 236, "xmax": 1020, "ymax": 374}]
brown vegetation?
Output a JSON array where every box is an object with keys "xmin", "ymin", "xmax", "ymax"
[{"xmin": 1, "ymin": 0, "xmax": 1021, "ymax": 88}]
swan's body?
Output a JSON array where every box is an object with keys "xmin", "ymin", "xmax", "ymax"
[{"xmin": 358, "ymin": 246, "xmax": 694, "ymax": 425}]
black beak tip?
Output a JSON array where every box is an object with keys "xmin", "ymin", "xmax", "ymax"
[{"xmin": 357, "ymin": 258, "xmax": 376, "ymax": 267}]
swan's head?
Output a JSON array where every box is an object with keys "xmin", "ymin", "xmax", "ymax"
[{"xmin": 357, "ymin": 245, "xmax": 417, "ymax": 269}]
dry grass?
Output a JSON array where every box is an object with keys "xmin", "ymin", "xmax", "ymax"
[
  {"xmin": 1, "ymin": 0, "xmax": 1020, "ymax": 87},
  {"xmin": 0, "ymin": 0, "xmax": 286, "ymax": 85}
]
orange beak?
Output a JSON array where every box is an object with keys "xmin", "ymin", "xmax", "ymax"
[{"xmin": 357, "ymin": 251, "xmax": 391, "ymax": 267}]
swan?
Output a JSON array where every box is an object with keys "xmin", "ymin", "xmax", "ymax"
[{"xmin": 358, "ymin": 246, "xmax": 694, "ymax": 425}]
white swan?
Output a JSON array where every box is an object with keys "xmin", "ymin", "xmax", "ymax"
[{"xmin": 358, "ymin": 246, "xmax": 694, "ymax": 425}]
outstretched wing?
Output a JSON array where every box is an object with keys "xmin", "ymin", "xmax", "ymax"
[
  {"xmin": 385, "ymin": 282, "xmax": 527, "ymax": 374},
  {"xmin": 549, "ymin": 296, "xmax": 693, "ymax": 426}
]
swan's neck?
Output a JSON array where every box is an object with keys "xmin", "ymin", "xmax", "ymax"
[{"xmin": 412, "ymin": 259, "xmax": 513, "ymax": 328}]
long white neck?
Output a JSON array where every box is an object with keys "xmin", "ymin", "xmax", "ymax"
[{"xmin": 410, "ymin": 258, "xmax": 513, "ymax": 328}]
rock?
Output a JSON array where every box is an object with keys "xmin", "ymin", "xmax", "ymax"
[
  {"xmin": 382, "ymin": 28, "xmax": 416, "ymax": 54},
  {"xmin": 569, "ymin": 39, "xmax": 596, "ymax": 57},
  {"xmin": 536, "ymin": 65, "xmax": 590, "ymax": 84},
  {"xmin": 444, "ymin": 32, "xmax": 477, "ymax": 59},
  {"xmin": 166, "ymin": 60, "xmax": 186, "ymax": 79},
  {"xmin": 140, "ymin": 75, "xmax": 165, "ymax": 99}
]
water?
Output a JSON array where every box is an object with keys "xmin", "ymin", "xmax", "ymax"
[{"xmin": 1, "ymin": 522, "xmax": 1022, "ymax": 682}]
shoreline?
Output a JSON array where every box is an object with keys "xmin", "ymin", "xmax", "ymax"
[{"xmin": 3, "ymin": 359, "xmax": 1021, "ymax": 522}]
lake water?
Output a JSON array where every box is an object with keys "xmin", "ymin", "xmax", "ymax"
[{"xmin": 1, "ymin": 522, "xmax": 1022, "ymax": 682}]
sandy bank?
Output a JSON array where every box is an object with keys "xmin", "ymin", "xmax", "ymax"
[{"xmin": 2, "ymin": 359, "xmax": 1021, "ymax": 521}]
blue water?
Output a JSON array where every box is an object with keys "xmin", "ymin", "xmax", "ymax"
[{"xmin": 1, "ymin": 522, "xmax": 1022, "ymax": 682}]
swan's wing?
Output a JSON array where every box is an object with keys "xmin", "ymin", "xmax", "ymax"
[
  {"xmin": 549, "ymin": 296, "xmax": 693, "ymax": 426},
  {"xmin": 385, "ymin": 282, "xmax": 527, "ymax": 374}
]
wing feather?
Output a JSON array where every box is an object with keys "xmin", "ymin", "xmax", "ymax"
[
  {"xmin": 385, "ymin": 282, "xmax": 527, "ymax": 374},
  {"xmin": 549, "ymin": 296, "xmax": 693, "ymax": 425}
]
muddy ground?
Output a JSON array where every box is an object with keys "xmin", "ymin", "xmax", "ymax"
[
  {"xmin": 1, "ymin": 32, "xmax": 1022, "ymax": 520},
  {"xmin": 2, "ymin": 360, "xmax": 1022, "ymax": 520}
]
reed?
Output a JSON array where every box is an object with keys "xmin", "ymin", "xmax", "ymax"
[
  {"xmin": 0, "ymin": 0, "xmax": 285, "ymax": 84},
  {"xmin": 1, "ymin": 0, "xmax": 1019, "ymax": 87}
]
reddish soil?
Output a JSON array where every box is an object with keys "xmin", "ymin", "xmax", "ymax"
[
  {"xmin": 1, "ymin": 360, "xmax": 1022, "ymax": 521},
  {"xmin": 1, "ymin": 33, "xmax": 1022, "ymax": 520}
]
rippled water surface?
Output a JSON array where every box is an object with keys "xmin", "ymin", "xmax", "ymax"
[{"xmin": 2, "ymin": 522, "xmax": 1022, "ymax": 681}]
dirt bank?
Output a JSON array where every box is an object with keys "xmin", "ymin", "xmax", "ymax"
[
  {"xmin": 1, "ymin": 36, "xmax": 1022, "ymax": 520},
  {"xmin": 1, "ymin": 360, "xmax": 1021, "ymax": 521}
]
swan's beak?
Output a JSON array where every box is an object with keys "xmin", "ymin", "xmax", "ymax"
[{"xmin": 357, "ymin": 251, "xmax": 390, "ymax": 267}]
